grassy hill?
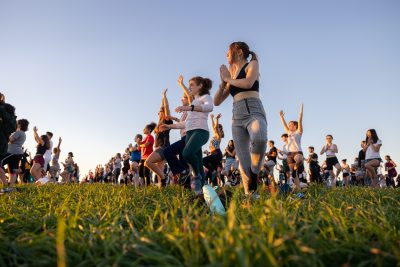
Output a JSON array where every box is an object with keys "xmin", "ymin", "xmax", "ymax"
[{"xmin": 0, "ymin": 184, "xmax": 399, "ymax": 266}]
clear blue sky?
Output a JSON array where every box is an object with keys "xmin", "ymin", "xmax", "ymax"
[{"xmin": 1, "ymin": 0, "xmax": 399, "ymax": 176}]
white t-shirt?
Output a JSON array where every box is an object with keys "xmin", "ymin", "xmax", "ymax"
[
  {"xmin": 287, "ymin": 131, "xmax": 302, "ymax": 152},
  {"xmin": 281, "ymin": 143, "xmax": 288, "ymax": 159},
  {"xmin": 44, "ymin": 140, "xmax": 54, "ymax": 160},
  {"xmin": 179, "ymin": 111, "xmax": 188, "ymax": 137},
  {"xmin": 365, "ymin": 139, "xmax": 382, "ymax": 160},
  {"xmin": 185, "ymin": 94, "xmax": 213, "ymax": 132}
]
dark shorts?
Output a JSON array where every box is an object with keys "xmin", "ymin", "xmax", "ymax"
[
  {"xmin": 343, "ymin": 173, "xmax": 350, "ymax": 178},
  {"xmin": 154, "ymin": 147, "xmax": 166, "ymax": 161},
  {"xmin": 1, "ymin": 153, "xmax": 23, "ymax": 174},
  {"xmin": 287, "ymin": 151, "xmax": 304, "ymax": 165},
  {"xmin": 282, "ymin": 159, "xmax": 290, "ymax": 173},
  {"xmin": 326, "ymin": 157, "xmax": 339, "ymax": 170},
  {"xmin": 33, "ymin": 155, "xmax": 45, "ymax": 168},
  {"xmin": 365, "ymin": 158, "xmax": 382, "ymax": 164}
]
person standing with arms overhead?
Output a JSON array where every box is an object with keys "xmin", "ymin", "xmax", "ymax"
[
  {"xmin": 214, "ymin": 41, "xmax": 268, "ymax": 198},
  {"xmin": 279, "ymin": 104, "xmax": 304, "ymax": 190}
]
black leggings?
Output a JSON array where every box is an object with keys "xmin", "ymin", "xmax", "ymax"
[
  {"xmin": 203, "ymin": 149, "xmax": 223, "ymax": 182},
  {"xmin": 114, "ymin": 168, "xmax": 121, "ymax": 183},
  {"xmin": 139, "ymin": 159, "xmax": 151, "ymax": 185}
]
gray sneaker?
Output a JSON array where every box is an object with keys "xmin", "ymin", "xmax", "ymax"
[
  {"xmin": 0, "ymin": 187, "xmax": 16, "ymax": 194},
  {"xmin": 193, "ymin": 176, "xmax": 203, "ymax": 195},
  {"xmin": 245, "ymin": 192, "xmax": 260, "ymax": 200}
]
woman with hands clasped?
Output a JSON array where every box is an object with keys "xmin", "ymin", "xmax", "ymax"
[{"xmin": 214, "ymin": 41, "xmax": 267, "ymax": 198}]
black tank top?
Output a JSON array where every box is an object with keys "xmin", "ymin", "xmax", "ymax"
[
  {"xmin": 229, "ymin": 62, "xmax": 259, "ymax": 97},
  {"xmin": 36, "ymin": 144, "xmax": 47, "ymax": 155}
]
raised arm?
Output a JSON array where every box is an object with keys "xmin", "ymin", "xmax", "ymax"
[
  {"xmin": 56, "ymin": 137, "xmax": 62, "ymax": 156},
  {"xmin": 279, "ymin": 111, "xmax": 289, "ymax": 133},
  {"xmin": 210, "ymin": 113, "xmax": 216, "ymax": 132},
  {"xmin": 215, "ymin": 113, "xmax": 223, "ymax": 139},
  {"xmin": 298, "ymin": 103, "xmax": 304, "ymax": 134},
  {"xmin": 221, "ymin": 61, "xmax": 259, "ymax": 89},
  {"xmin": 162, "ymin": 89, "xmax": 171, "ymax": 118},
  {"xmin": 33, "ymin": 127, "xmax": 44, "ymax": 145},
  {"xmin": 210, "ymin": 113, "xmax": 222, "ymax": 139},
  {"xmin": 178, "ymin": 75, "xmax": 193, "ymax": 105}
]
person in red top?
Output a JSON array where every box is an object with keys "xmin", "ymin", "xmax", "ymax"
[
  {"xmin": 139, "ymin": 122, "xmax": 156, "ymax": 186},
  {"xmin": 385, "ymin": 155, "xmax": 397, "ymax": 188}
]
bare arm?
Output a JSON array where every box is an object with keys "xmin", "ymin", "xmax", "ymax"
[
  {"xmin": 210, "ymin": 113, "xmax": 216, "ymax": 133},
  {"xmin": 371, "ymin": 143, "xmax": 382, "ymax": 152},
  {"xmin": 320, "ymin": 145, "xmax": 326, "ymax": 156},
  {"xmin": 279, "ymin": 111, "xmax": 289, "ymax": 133},
  {"xmin": 33, "ymin": 127, "xmax": 44, "ymax": 145},
  {"xmin": 178, "ymin": 75, "xmax": 193, "ymax": 105},
  {"xmin": 213, "ymin": 113, "xmax": 222, "ymax": 140},
  {"xmin": 222, "ymin": 61, "xmax": 259, "ymax": 89},
  {"xmin": 214, "ymin": 83, "xmax": 230, "ymax": 106},
  {"xmin": 298, "ymin": 103, "xmax": 304, "ymax": 134},
  {"xmin": 8, "ymin": 133, "xmax": 16, "ymax": 143},
  {"xmin": 162, "ymin": 89, "xmax": 171, "ymax": 118},
  {"xmin": 56, "ymin": 137, "xmax": 62, "ymax": 156},
  {"xmin": 333, "ymin": 144, "xmax": 338, "ymax": 153},
  {"xmin": 391, "ymin": 160, "xmax": 397, "ymax": 168}
]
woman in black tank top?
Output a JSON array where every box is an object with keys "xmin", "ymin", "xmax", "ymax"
[
  {"xmin": 228, "ymin": 62, "xmax": 259, "ymax": 97},
  {"xmin": 31, "ymin": 127, "xmax": 51, "ymax": 180},
  {"xmin": 214, "ymin": 41, "xmax": 268, "ymax": 198},
  {"xmin": 144, "ymin": 89, "xmax": 172, "ymax": 187}
]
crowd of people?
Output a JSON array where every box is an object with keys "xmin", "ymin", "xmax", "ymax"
[
  {"xmin": 0, "ymin": 93, "xmax": 80, "ymax": 192},
  {"xmin": 1, "ymin": 42, "xmax": 399, "ymax": 197}
]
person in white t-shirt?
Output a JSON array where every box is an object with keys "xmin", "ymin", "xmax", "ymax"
[
  {"xmin": 363, "ymin": 129, "xmax": 382, "ymax": 188},
  {"xmin": 43, "ymin": 132, "xmax": 54, "ymax": 172},
  {"xmin": 279, "ymin": 103, "xmax": 304, "ymax": 190},
  {"xmin": 320, "ymin": 135, "xmax": 342, "ymax": 187}
]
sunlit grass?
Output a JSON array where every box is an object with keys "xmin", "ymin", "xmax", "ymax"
[{"xmin": 0, "ymin": 184, "xmax": 399, "ymax": 266}]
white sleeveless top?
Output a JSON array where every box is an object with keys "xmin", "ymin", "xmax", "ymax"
[
  {"xmin": 287, "ymin": 131, "xmax": 302, "ymax": 152},
  {"xmin": 324, "ymin": 144, "xmax": 337, "ymax": 157}
]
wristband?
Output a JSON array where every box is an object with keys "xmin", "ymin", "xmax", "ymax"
[{"xmin": 191, "ymin": 105, "xmax": 194, "ymax": 111}]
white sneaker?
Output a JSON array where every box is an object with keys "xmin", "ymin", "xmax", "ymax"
[{"xmin": 36, "ymin": 176, "xmax": 50, "ymax": 184}]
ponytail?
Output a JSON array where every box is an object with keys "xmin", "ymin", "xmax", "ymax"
[
  {"xmin": 249, "ymin": 51, "xmax": 258, "ymax": 61},
  {"xmin": 146, "ymin": 122, "xmax": 157, "ymax": 133},
  {"xmin": 190, "ymin": 76, "xmax": 212, "ymax": 96}
]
